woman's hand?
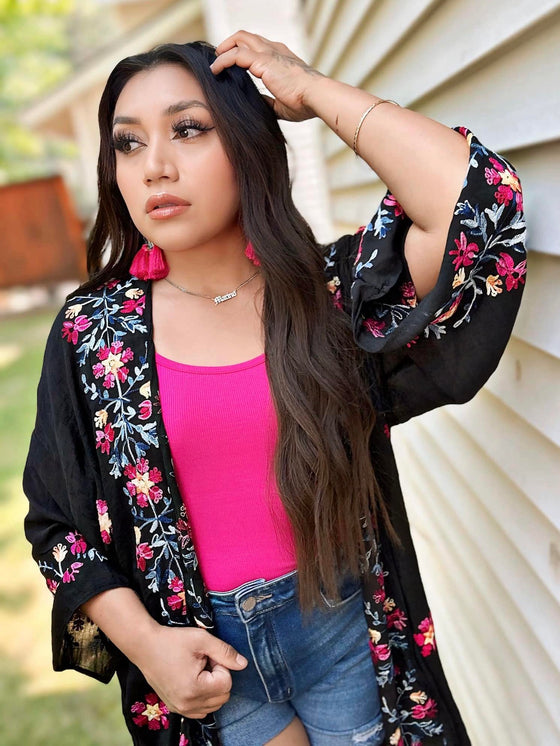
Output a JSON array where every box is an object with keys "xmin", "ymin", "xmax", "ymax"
[
  {"xmin": 210, "ymin": 30, "xmax": 324, "ymax": 121},
  {"xmin": 137, "ymin": 625, "xmax": 248, "ymax": 720}
]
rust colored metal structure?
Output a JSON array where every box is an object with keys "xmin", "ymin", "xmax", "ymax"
[{"xmin": 0, "ymin": 175, "xmax": 87, "ymax": 289}]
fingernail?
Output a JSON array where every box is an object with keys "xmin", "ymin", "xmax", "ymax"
[{"xmin": 236, "ymin": 654, "xmax": 248, "ymax": 666}]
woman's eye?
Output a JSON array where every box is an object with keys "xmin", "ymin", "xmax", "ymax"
[
  {"xmin": 173, "ymin": 120, "xmax": 214, "ymax": 140},
  {"xmin": 112, "ymin": 134, "xmax": 142, "ymax": 153}
]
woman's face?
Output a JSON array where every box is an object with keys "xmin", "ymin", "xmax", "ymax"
[{"xmin": 112, "ymin": 63, "xmax": 241, "ymax": 253}]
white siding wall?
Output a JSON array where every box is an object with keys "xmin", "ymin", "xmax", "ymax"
[{"xmin": 305, "ymin": 1, "xmax": 560, "ymax": 743}]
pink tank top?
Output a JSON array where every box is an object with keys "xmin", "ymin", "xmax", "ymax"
[{"xmin": 156, "ymin": 351, "xmax": 297, "ymax": 591}]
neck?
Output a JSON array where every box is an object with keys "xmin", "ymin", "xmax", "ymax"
[{"xmin": 162, "ymin": 232, "xmax": 256, "ymax": 296}]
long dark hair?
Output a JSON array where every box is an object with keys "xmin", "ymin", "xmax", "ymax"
[{"xmin": 83, "ymin": 41, "xmax": 387, "ymax": 609}]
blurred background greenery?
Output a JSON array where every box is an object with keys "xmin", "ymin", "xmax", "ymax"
[{"xmin": 1, "ymin": 0, "xmax": 129, "ymax": 742}]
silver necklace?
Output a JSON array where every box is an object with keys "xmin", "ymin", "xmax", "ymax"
[{"xmin": 163, "ymin": 269, "xmax": 260, "ymax": 305}]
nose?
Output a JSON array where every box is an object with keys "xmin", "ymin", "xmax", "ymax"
[{"xmin": 142, "ymin": 138, "xmax": 179, "ymax": 185}]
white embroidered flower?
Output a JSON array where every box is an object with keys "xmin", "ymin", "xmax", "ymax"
[
  {"xmin": 94, "ymin": 409, "xmax": 108, "ymax": 427},
  {"xmin": 139, "ymin": 381, "xmax": 151, "ymax": 398},
  {"xmin": 65, "ymin": 304, "xmax": 82, "ymax": 319},
  {"xmin": 52, "ymin": 543, "xmax": 67, "ymax": 563},
  {"xmin": 452, "ymin": 267, "xmax": 465, "ymax": 288},
  {"xmin": 125, "ymin": 288, "xmax": 144, "ymax": 299}
]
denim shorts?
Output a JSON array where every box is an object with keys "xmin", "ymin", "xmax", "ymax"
[{"xmin": 207, "ymin": 570, "xmax": 384, "ymax": 745}]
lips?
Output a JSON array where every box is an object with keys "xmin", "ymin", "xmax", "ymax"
[{"xmin": 145, "ymin": 193, "xmax": 190, "ymax": 220}]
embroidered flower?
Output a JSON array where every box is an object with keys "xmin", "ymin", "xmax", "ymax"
[
  {"xmin": 383, "ymin": 192, "xmax": 404, "ymax": 217},
  {"xmin": 95, "ymin": 422, "xmax": 115, "ymax": 455},
  {"xmin": 410, "ymin": 690, "xmax": 428, "ymax": 705},
  {"xmin": 400, "ymin": 281, "xmax": 417, "ymax": 307},
  {"xmin": 94, "ymin": 409, "xmax": 108, "ymax": 428},
  {"xmin": 124, "ymin": 458, "xmax": 163, "ymax": 506},
  {"xmin": 411, "ymin": 697, "xmax": 438, "ymax": 720},
  {"xmin": 485, "ymin": 275, "xmax": 503, "ymax": 296},
  {"xmin": 389, "ymin": 728, "xmax": 404, "ymax": 746},
  {"xmin": 65, "ymin": 532, "xmax": 87, "ymax": 556},
  {"xmin": 62, "ymin": 315, "xmax": 91, "ymax": 345},
  {"xmin": 121, "ymin": 294, "xmax": 146, "ymax": 316},
  {"xmin": 62, "ymin": 562, "xmax": 83, "ymax": 583},
  {"xmin": 139, "ymin": 400, "xmax": 152, "ymax": 420},
  {"xmin": 369, "ymin": 641, "xmax": 391, "ymax": 663},
  {"xmin": 363, "ymin": 318, "xmax": 386, "ymax": 338},
  {"xmin": 136, "ymin": 542, "xmax": 154, "ymax": 572},
  {"xmin": 496, "ymin": 253, "xmax": 527, "ymax": 292},
  {"xmin": 92, "ymin": 340, "xmax": 134, "ymax": 389},
  {"xmin": 131, "ymin": 693, "xmax": 170, "ymax": 730},
  {"xmin": 46, "ymin": 578, "xmax": 59, "ymax": 594},
  {"xmin": 386, "ymin": 607, "xmax": 408, "ymax": 631},
  {"xmin": 414, "ymin": 615, "xmax": 436, "ymax": 657},
  {"xmin": 52, "ymin": 543, "xmax": 67, "ymax": 563},
  {"xmin": 139, "ymin": 381, "xmax": 151, "ymax": 398},
  {"xmin": 96, "ymin": 500, "xmax": 112, "ymax": 544},
  {"xmin": 179, "ymin": 736, "xmax": 189, "ymax": 746},
  {"xmin": 167, "ymin": 576, "xmax": 186, "ymax": 614},
  {"xmin": 64, "ymin": 304, "xmax": 83, "ymax": 319},
  {"xmin": 449, "ymin": 232, "xmax": 479, "ymax": 270},
  {"xmin": 452, "ymin": 267, "xmax": 465, "ymax": 289}
]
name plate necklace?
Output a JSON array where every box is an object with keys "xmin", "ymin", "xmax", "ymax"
[{"xmin": 164, "ymin": 270, "xmax": 260, "ymax": 305}]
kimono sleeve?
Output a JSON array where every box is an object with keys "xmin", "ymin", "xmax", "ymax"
[
  {"xmin": 324, "ymin": 128, "xmax": 526, "ymax": 425},
  {"xmin": 23, "ymin": 307, "xmax": 130, "ymax": 683}
]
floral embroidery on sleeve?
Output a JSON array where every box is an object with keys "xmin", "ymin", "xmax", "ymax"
[
  {"xmin": 131, "ymin": 692, "xmax": 170, "ymax": 730},
  {"xmin": 39, "ymin": 532, "xmax": 108, "ymax": 595}
]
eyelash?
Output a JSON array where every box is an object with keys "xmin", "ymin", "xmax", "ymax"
[{"xmin": 112, "ymin": 118, "xmax": 213, "ymax": 153}]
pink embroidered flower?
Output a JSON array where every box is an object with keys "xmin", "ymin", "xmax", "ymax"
[
  {"xmin": 176, "ymin": 518, "xmax": 192, "ymax": 549},
  {"xmin": 383, "ymin": 193, "xmax": 404, "ymax": 217},
  {"xmin": 363, "ymin": 318, "xmax": 386, "ymax": 338},
  {"xmin": 139, "ymin": 400, "xmax": 152, "ymax": 420},
  {"xmin": 496, "ymin": 253, "xmax": 527, "ymax": 292},
  {"xmin": 400, "ymin": 281, "xmax": 417, "ymax": 307},
  {"xmin": 121, "ymin": 295, "xmax": 146, "ymax": 315},
  {"xmin": 495, "ymin": 184, "xmax": 514, "ymax": 206},
  {"xmin": 95, "ymin": 422, "xmax": 115, "ymax": 455},
  {"xmin": 131, "ymin": 693, "xmax": 170, "ymax": 730},
  {"xmin": 414, "ymin": 615, "xmax": 436, "ymax": 657},
  {"xmin": 386, "ymin": 607, "xmax": 408, "ymax": 631},
  {"xmin": 65, "ymin": 532, "xmax": 87, "ymax": 556},
  {"xmin": 449, "ymin": 232, "xmax": 479, "ymax": 270},
  {"xmin": 93, "ymin": 341, "xmax": 134, "ymax": 389},
  {"xmin": 411, "ymin": 698, "xmax": 438, "ymax": 720},
  {"xmin": 179, "ymin": 736, "xmax": 189, "ymax": 746},
  {"xmin": 485, "ymin": 167, "xmax": 502, "ymax": 186},
  {"xmin": 96, "ymin": 499, "xmax": 112, "ymax": 544},
  {"xmin": 136, "ymin": 542, "xmax": 154, "ymax": 572},
  {"xmin": 383, "ymin": 423, "xmax": 391, "ymax": 440},
  {"xmin": 167, "ymin": 576, "xmax": 186, "ymax": 614},
  {"xmin": 369, "ymin": 641, "xmax": 391, "ymax": 663},
  {"xmin": 46, "ymin": 578, "xmax": 59, "ymax": 594},
  {"xmin": 62, "ymin": 562, "xmax": 83, "ymax": 583},
  {"xmin": 373, "ymin": 588, "xmax": 386, "ymax": 605},
  {"xmin": 61, "ymin": 315, "xmax": 91, "ymax": 345},
  {"xmin": 124, "ymin": 458, "xmax": 163, "ymax": 506}
]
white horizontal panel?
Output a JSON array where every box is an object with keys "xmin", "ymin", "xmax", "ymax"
[
  {"xmin": 502, "ymin": 140, "xmax": 560, "ymax": 257},
  {"xmin": 392, "ymin": 420, "xmax": 560, "ymax": 727},
  {"xmin": 405, "ymin": 468, "xmax": 559, "ymax": 742},
  {"xmin": 322, "ymin": 0, "xmax": 438, "ymax": 84},
  {"xmin": 412, "ymin": 528, "xmax": 560, "ymax": 744},
  {"xmin": 311, "ymin": 0, "xmax": 375, "ymax": 74},
  {"xmin": 416, "ymin": 398, "xmax": 560, "ymax": 581},
  {"xmin": 486, "ymin": 338, "xmax": 560, "ymax": 447},
  {"xmin": 513, "ymin": 251, "xmax": 560, "ymax": 359},
  {"xmin": 323, "ymin": 3, "xmax": 560, "ymax": 159}
]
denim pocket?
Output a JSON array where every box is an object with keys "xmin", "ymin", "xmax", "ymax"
[{"xmin": 319, "ymin": 574, "xmax": 362, "ymax": 609}]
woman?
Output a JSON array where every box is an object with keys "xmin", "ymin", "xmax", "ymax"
[{"xmin": 23, "ymin": 31, "xmax": 526, "ymax": 746}]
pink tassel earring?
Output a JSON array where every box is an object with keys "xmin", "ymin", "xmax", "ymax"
[
  {"xmin": 244, "ymin": 241, "xmax": 260, "ymax": 267},
  {"xmin": 129, "ymin": 240, "xmax": 169, "ymax": 280}
]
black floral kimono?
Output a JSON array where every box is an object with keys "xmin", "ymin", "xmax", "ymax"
[{"xmin": 23, "ymin": 129, "xmax": 526, "ymax": 746}]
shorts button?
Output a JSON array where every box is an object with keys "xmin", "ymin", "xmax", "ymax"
[{"xmin": 241, "ymin": 596, "xmax": 257, "ymax": 612}]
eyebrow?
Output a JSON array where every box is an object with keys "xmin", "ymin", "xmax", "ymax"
[{"xmin": 112, "ymin": 99, "xmax": 210, "ymax": 126}]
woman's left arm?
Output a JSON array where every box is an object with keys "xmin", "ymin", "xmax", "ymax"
[{"xmin": 211, "ymin": 30, "xmax": 470, "ymax": 298}]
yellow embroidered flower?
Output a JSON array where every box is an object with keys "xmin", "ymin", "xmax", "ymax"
[
  {"xmin": 326, "ymin": 276, "xmax": 341, "ymax": 294},
  {"xmin": 94, "ymin": 409, "xmax": 108, "ymax": 427},
  {"xmin": 52, "ymin": 543, "xmax": 67, "ymax": 563},
  {"xmin": 368, "ymin": 628, "xmax": 382, "ymax": 644},
  {"xmin": 501, "ymin": 169, "xmax": 521, "ymax": 192},
  {"xmin": 125, "ymin": 288, "xmax": 144, "ymax": 299},
  {"xmin": 139, "ymin": 381, "xmax": 151, "ymax": 398},
  {"xmin": 134, "ymin": 526, "xmax": 141, "ymax": 544},
  {"xmin": 410, "ymin": 690, "xmax": 428, "ymax": 704},
  {"xmin": 383, "ymin": 597, "xmax": 396, "ymax": 613},
  {"xmin": 486, "ymin": 275, "xmax": 503, "ymax": 296},
  {"xmin": 389, "ymin": 728, "xmax": 402, "ymax": 745},
  {"xmin": 65, "ymin": 304, "xmax": 82, "ymax": 319},
  {"xmin": 452, "ymin": 267, "xmax": 465, "ymax": 288}
]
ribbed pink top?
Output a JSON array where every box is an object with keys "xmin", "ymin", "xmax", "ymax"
[{"xmin": 156, "ymin": 351, "xmax": 297, "ymax": 592}]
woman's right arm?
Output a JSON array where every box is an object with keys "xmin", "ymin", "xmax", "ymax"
[{"xmin": 81, "ymin": 588, "xmax": 247, "ymax": 719}]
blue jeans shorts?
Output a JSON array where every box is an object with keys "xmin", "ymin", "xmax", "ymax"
[{"xmin": 207, "ymin": 570, "xmax": 384, "ymax": 745}]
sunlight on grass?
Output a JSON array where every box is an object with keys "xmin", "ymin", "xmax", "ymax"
[{"xmin": 0, "ymin": 308, "xmax": 130, "ymax": 745}]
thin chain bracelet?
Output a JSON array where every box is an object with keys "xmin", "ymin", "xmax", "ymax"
[{"xmin": 352, "ymin": 99, "xmax": 399, "ymax": 156}]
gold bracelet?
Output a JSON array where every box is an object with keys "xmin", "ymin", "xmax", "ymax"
[{"xmin": 352, "ymin": 99, "xmax": 399, "ymax": 156}]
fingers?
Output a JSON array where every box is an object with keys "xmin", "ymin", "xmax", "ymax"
[
  {"xmin": 195, "ymin": 630, "xmax": 248, "ymax": 670},
  {"xmin": 211, "ymin": 29, "xmax": 286, "ymax": 76}
]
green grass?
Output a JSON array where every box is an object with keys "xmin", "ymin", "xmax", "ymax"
[{"xmin": 0, "ymin": 308, "xmax": 131, "ymax": 745}]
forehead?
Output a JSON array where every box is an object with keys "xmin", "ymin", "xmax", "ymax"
[{"xmin": 114, "ymin": 63, "xmax": 207, "ymax": 114}]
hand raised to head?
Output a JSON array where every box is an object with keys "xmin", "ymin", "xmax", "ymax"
[{"xmin": 210, "ymin": 29, "xmax": 324, "ymax": 122}]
